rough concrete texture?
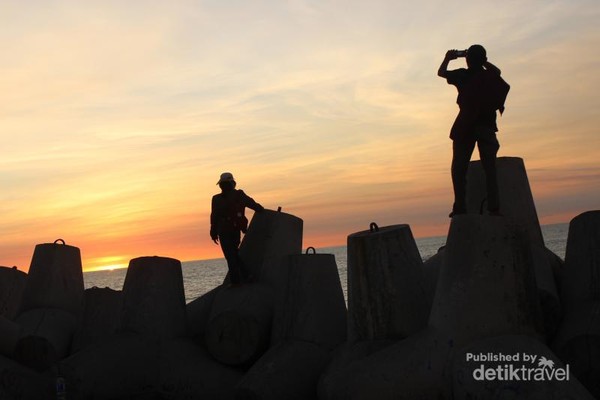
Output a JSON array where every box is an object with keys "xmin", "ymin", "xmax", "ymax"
[
  {"xmin": 0, "ymin": 354, "xmax": 54, "ymax": 400},
  {"xmin": 553, "ymin": 211, "xmax": 600, "ymax": 398},
  {"xmin": 19, "ymin": 241, "xmax": 84, "ymax": 317},
  {"xmin": 422, "ymin": 247, "xmax": 445, "ymax": 307},
  {"xmin": 559, "ymin": 210, "xmax": 600, "ymax": 306},
  {"xmin": 238, "ymin": 209, "xmax": 303, "ymax": 287},
  {"xmin": 271, "ymin": 253, "xmax": 347, "ymax": 348},
  {"xmin": 60, "ymin": 333, "xmax": 243, "ymax": 400},
  {"xmin": 237, "ymin": 252, "xmax": 347, "ymax": 399},
  {"xmin": 466, "ymin": 156, "xmax": 544, "ymax": 247},
  {"xmin": 320, "ymin": 215, "xmax": 547, "ymax": 400},
  {"xmin": 186, "ymin": 285, "xmax": 222, "ymax": 341},
  {"xmin": 205, "ymin": 283, "xmax": 274, "ymax": 366},
  {"xmin": 0, "ymin": 266, "xmax": 27, "ymax": 320},
  {"xmin": 531, "ymin": 245, "xmax": 562, "ymax": 342},
  {"xmin": 237, "ymin": 340, "xmax": 331, "ymax": 400},
  {"xmin": 71, "ymin": 287, "xmax": 123, "ymax": 353},
  {"xmin": 430, "ymin": 215, "xmax": 544, "ymax": 343},
  {"xmin": 0, "ymin": 315, "xmax": 22, "ymax": 356},
  {"xmin": 14, "ymin": 308, "xmax": 78, "ymax": 371},
  {"xmin": 121, "ymin": 256, "xmax": 187, "ymax": 338},
  {"xmin": 347, "ymin": 224, "xmax": 430, "ymax": 342},
  {"xmin": 319, "ymin": 326, "xmax": 454, "ymax": 400}
]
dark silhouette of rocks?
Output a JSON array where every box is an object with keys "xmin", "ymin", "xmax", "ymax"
[{"xmin": 0, "ymin": 158, "xmax": 598, "ymax": 399}]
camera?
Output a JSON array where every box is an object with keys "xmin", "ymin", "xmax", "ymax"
[{"xmin": 455, "ymin": 50, "xmax": 467, "ymax": 57}]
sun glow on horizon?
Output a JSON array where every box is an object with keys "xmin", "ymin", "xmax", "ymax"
[{"xmin": 1, "ymin": 1, "xmax": 599, "ymax": 273}]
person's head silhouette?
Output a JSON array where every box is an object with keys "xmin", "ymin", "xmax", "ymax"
[{"xmin": 466, "ymin": 44, "xmax": 487, "ymax": 69}]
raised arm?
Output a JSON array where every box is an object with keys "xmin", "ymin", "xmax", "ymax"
[{"xmin": 438, "ymin": 50, "xmax": 457, "ymax": 78}]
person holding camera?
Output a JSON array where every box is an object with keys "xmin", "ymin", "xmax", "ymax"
[
  {"xmin": 210, "ymin": 172, "xmax": 264, "ymax": 286},
  {"xmin": 438, "ymin": 44, "xmax": 509, "ymax": 217}
]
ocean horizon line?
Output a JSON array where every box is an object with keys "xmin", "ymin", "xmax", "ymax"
[{"xmin": 82, "ymin": 221, "xmax": 569, "ymax": 274}]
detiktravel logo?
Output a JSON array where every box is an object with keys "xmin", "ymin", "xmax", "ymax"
[{"xmin": 466, "ymin": 352, "xmax": 571, "ymax": 382}]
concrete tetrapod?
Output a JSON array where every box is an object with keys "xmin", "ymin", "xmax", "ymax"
[
  {"xmin": 467, "ymin": 156, "xmax": 563, "ymax": 341},
  {"xmin": 186, "ymin": 285, "xmax": 222, "ymax": 343},
  {"xmin": 531, "ymin": 245, "xmax": 562, "ymax": 343},
  {"xmin": 422, "ymin": 246, "xmax": 445, "ymax": 307},
  {"xmin": 205, "ymin": 283, "xmax": 274, "ymax": 366},
  {"xmin": 19, "ymin": 240, "xmax": 84, "ymax": 317},
  {"xmin": 237, "ymin": 252, "xmax": 347, "ymax": 399},
  {"xmin": 0, "ymin": 316, "xmax": 22, "ymax": 357},
  {"xmin": 238, "ymin": 208, "xmax": 303, "ymax": 287},
  {"xmin": 59, "ymin": 333, "xmax": 161, "ymax": 399},
  {"xmin": 71, "ymin": 287, "xmax": 123, "ymax": 353},
  {"xmin": 346, "ymin": 223, "xmax": 430, "ymax": 342},
  {"xmin": 60, "ymin": 335, "xmax": 244, "ymax": 398},
  {"xmin": 320, "ymin": 215, "xmax": 544, "ymax": 400},
  {"xmin": 466, "ymin": 156, "xmax": 544, "ymax": 247},
  {"xmin": 453, "ymin": 335, "xmax": 595, "ymax": 399},
  {"xmin": 554, "ymin": 210, "xmax": 600, "ymax": 398},
  {"xmin": 13, "ymin": 308, "xmax": 78, "ymax": 372},
  {"xmin": 270, "ymin": 252, "xmax": 347, "ymax": 347},
  {"xmin": 121, "ymin": 256, "xmax": 187, "ymax": 338},
  {"xmin": 0, "ymin": 266, "xmax": 27, "ymax": 320},
  {"xmin": 0, "ymin": 354, "xmax": 54, "ymax": 399}
]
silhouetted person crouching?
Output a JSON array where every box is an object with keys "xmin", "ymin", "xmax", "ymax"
[
  {"xmin": 210, "ymin": 172, "xmax": 264, "ymax": 285},
  {"xmin": 438, "ymin": 45, "xmax": 509, "ymax": 217}
]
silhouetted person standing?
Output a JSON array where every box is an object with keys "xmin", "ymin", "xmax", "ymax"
[
  {"xmin": 210, "ymin": 172, "xmax": 264, "ymax": 285},
  {"xmin": 438, "ymin": 45, "xmax": 509, "ymax": 217}
]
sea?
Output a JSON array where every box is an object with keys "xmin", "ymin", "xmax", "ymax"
[{"xmin": 83, "ymin": 223, "xmax": 569, "ymax": 304}]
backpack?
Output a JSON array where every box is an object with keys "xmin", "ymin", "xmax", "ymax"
[{"xmin": 227, "ymin": 190, "xmax": 248, "ymax": 233}]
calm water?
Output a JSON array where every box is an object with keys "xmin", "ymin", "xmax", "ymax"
[{"xmin": 84, "ymin": 223, "xmax": 569, "ymax": 304}]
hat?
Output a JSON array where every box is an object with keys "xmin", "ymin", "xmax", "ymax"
[{"xmin": 217, "ymin": 172, "xmax": 235, "ymax": 185}]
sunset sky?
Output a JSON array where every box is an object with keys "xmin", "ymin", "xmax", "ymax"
[{"xmin": 1, "ymin": 0, "xmax": 599, "ymax": 272}]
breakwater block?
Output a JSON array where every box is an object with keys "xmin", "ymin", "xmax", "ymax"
[
  {"xmin": 319, "ymin": 326, "xmax": 453, "ymax": 400},
  {"xmin": 19, "ymin": 240, "xmax": 84, "ymax": 317},
  {"xmin": 422, "ymin": 246, "xmax": 445, "ymax": 306},
  {"xmin": 271, "ymin": 252, "xmax": 347, "ymax": 348},
  {"xmin": 238, "ymin": 209, "xmax": 303, "ymax": 286},
  {"xmin": 430, "ymin": 215, "xmax": 544, "ymax": 343},
  {"xmin": 531, "ymin": 245, "xmax": 562, "ymax": 342},
  {"xmin": 157, "ymin": 338, "xmax": 243, "ymax": 399},
  {"xmin": 558, "ymin": 210, "xmax": 600, "ymax": 306},
  {"xmin": 453, "ymin": 334, "xmax": 596, "ymax": 399},
  {"xmin": 13, "ymin": 308, "xmax": 78, "ymax": 372},
  {"xmin": 466, "ymin": 156, "xmax": 544, "ymax": 247},
  {"xmin": 59, "ymin": 333, "xmax": 161, "ymax": 398},
  {"xmin": 186, "ymin": 285, "xmax": 222, "ymax": 343},
  {"xmin": 236, "ymin": 340, "xmax": 331, "ymax": 400},
  {"xmin": 554, "ymin": 210, "xmax": 600, "ymax": 398},
  {"xmin": 320, "ymin": 215, "xmax": 545, "ymax": 399},
  {"xmin": 60, "ymin": 334, "xmax": 243, "ymax": 399},
  {"xmin": 205, "ymin": 283, "xmax": 273, "ymax": 366},
  {"xmin": 71, "ymin": 287, "xmax": 123, "ymax": 353},
  {"xmin": 239, "ymin": 252, "xmax": 347, "ymax": 399},
  {"xmin": 121, "ymin": 256, "xmax": 187, "ymax": 338},
  {"xmin": 347, "ymin": 223, "xmax": 430, "ymax": 342},
  {"xmin": 0, "ymin": 316, "xmax": 23, "ymax": 357},
  {"xmin": 0, "ymin": 354, "xmax": 54, "ymax": 399},
  {"xmin": 0, "ymin": 266, "xmax": 27, "ymax": 320}
]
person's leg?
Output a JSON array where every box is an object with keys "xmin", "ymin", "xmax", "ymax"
[
  {"xmin": 451, "ymin": 138, "xmax": 476, "ymax": 216},
  {"xmin": 219, "ymin": 231, "xmax": 242, "ymax": 284},
  {"xmin": 476, "ymin": 127, "xmax": 501, "ymax": 213}
]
